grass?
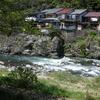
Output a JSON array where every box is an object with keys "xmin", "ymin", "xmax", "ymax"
[
  {"xmin": 38, "ymin": 79, "xmax": 85, "ymax": 100},
  {"xmin": 38, "ymin": 71, "xmax": 100, "ymax": 100},
  {"xmin": 0, "ymin": 68, "xmax": 100, "ymax": 100},
  {"xmin": 0, "ymin": 68, "xmax": 10, "ymax": 77}
]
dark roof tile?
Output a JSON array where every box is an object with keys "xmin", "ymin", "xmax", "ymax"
[
  {"xmin": 41, "ymin": 8, "xmax": 63, "ymax": 14},
  {"xmin": 85, "ymin": 12, "xmax": 100, "ymax": 17}
]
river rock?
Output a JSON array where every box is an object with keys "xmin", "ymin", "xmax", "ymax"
[
  {"xmin": 83, "ymin": 71, "xmax": 98, "ymax": 77},
  {"xmin": 0, "ymin": 65, "xmax": 5, "ymax": 69},
  {"xmin": 0, "ymin": 61, "xmax": 4, "ymax": 65}
]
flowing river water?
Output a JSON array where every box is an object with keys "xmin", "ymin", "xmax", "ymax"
[{"xmin": 0, "ymin": 54, "xmax": 100, "ymax": 77}]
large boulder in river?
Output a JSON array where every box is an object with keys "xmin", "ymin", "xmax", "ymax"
[{"xmin": 50, "ymin": 36, "xmax": 64, "ymax": 58}]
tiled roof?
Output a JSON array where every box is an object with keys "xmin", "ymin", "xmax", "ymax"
[
  {"xmin": 57, "ymin": 8, "xmax": 74, "ymax": 14},
  {"xmin": 70, "ymin": 9, "xmax": 87, "ymax": 15},
  {"xmin": 84, "ymin": 12, "xmax": 100, "ymax": 17},
  {"xmin": 41, "ymin": 8, "xmax": 63, "ymax": 14}
]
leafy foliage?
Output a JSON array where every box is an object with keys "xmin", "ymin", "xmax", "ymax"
[
  {"xmin": 89, "ymin": 31, "xmax": 97, "ymax": 37},
  {"xmin": 48, "ymin": 25, "xmax": 61, "ymax": 39},
  {"xmin": 8, "ymin": 67, "xmax": 38, "ymax": 89},
  {"xmin": 13, "ymin": 0, "xmax": 100, "ymax": 12},
  {"xmin": 0, "ymin": 0, "xmax": 39, "ymax": 36},
  {"xmin": 0, "ymin": 0, "xmax": 24, "ymax": 35}
]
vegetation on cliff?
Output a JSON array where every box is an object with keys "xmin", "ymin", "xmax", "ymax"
[{"xmin": 64, "ymin": 31, "xmax": 100, "ymax": 59}]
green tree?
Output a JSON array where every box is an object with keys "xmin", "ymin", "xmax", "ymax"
[
  {"xmin": 0, "ymin": 0, "xmax": 26, "ymax": 35},
  {"xmin": 0, "ymin": 0, "xmax": 39, "ymax": 36}
]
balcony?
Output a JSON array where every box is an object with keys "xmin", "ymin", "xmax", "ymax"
[
  {"xmin": 64, "ymin": 15, "xmax": 80, "ymax": 22},
  {"xmin": 60, "ymin": 26, "xmax": 76, "ymax": 30},
  {"xmin": 65, "ymin": 18, "xmax": 80, "ymax": 22}
]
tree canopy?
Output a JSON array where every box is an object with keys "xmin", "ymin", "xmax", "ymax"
[
  {"xmin": 13, "ymin": 0, "xmax": 100, "ymax": 12},
  {"xmin": 0, "ymin": 0, "xmax": 39, "ymax": 36}
]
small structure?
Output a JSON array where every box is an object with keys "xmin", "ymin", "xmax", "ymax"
[{"xmin": 82, "ymin": 12, "xmax": 100, "ymax": 30}]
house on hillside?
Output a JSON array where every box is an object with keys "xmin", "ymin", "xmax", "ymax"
[
  {"xmin": 56, "ymin": 8, "xmax": 74, "ymax": 29},
  {"xmin": 82, "ymin": 12, "xmax": 100, "ymax": 30},
  {"xmin": 64, "ymin": 9, "xmax": 88, "ymax": 31},
  {"xmin": 40, "ymin": 8, "xmax": 63, "ymax": 27},
  {"xmin": 25, "ymin": 12, "xmax": 45, "ymax": 28}
]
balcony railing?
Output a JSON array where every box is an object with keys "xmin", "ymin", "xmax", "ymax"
[
  {"xmin": 65, "ymin": 18, "xmax": 80, "ymax": 21},
  {"xmin": 57, "ymin": 16, "xmax": 80, "ymax": 21}
]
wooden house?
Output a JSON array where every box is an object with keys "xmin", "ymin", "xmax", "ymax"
[
  {"xmin": 56, "ymin": 8, "xmax": 74, "ymax": 29},
  {"xmin": 82, "ymin": 12, "xmax": 100, "ymax": 30},
  {"xmin": 64, "ymin": 9, "xmax": 88, "ymax": 31}
]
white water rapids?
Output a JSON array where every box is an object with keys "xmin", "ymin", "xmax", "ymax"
[{"xmin": 0, "ymin": 54, "xmax": 100, "ymax": 77}]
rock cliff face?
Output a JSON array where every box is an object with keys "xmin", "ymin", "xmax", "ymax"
[{"xmin": 0, "ymin": 33, "xmax": 64, "ymax": 58}]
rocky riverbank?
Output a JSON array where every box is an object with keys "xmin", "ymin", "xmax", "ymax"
[
  {"xmin": 63, "ymin": 30, "xmax": 100, "ymax": 59},
  {"xmin": 0, "ymin": 30, "xmax": 100, "ymax": 59},
  {"xmin": 0, "ymin": 33, "xmax": 64, "ymax": 58}
]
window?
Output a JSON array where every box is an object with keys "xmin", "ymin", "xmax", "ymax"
[{"xmin": 91, "ymin": 18, "xmax": 98, "ymax": 21}]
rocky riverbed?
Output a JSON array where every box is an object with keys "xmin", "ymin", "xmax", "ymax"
[{"xmin": 0, "ymin": 54, "xmax": 100, "ymax": 77}]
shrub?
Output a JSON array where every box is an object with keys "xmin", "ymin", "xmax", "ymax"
[
  {"xmin": 48, "ymin": 25, "xmax": 61, "ymax": 39},
  {"xmin": 23, "ymin": 23, "xmax": 39, "ymax": 35},
  {"xmin": 89, "ymin": 31, "xmax": 97, "ymax": 37},
  {"xmin": 8, "ymin": 67, "xmax": 38, "ymax": 89}
]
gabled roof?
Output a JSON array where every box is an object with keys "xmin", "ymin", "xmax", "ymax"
[
  {"xmin": 70, "ymin": 9, "xmax": 87, "ymax": 15},
  {"xmin": 41, "ymin": 8, "xmax": 63, "ymax": 14},
  {"xmin": 84, "ymin": 12, "xmax": 100, "ymax": 17},
  {"xmin": 57, "ymin": 8, "xmax": 74, "ymax": 14}
]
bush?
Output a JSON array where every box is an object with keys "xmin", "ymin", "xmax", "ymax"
[
  {"xmin": 8, "ymin": 67, "xmax": 38, "ymax": 89},
  {"xmin": 23, "ymin": 23, "xmax": 39, "ymax": 35},
  {"xmin": 89, "ymin": 31, "xmax": 97, "ymax": 37},
  {"xmin": 48, "ymin": 25, "xmax": 61, "ymax": 39}
]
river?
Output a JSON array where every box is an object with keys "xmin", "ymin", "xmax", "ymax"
[{"xmin": 0, "ymin": 54, "xmax": 100, "ymax": 77}]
